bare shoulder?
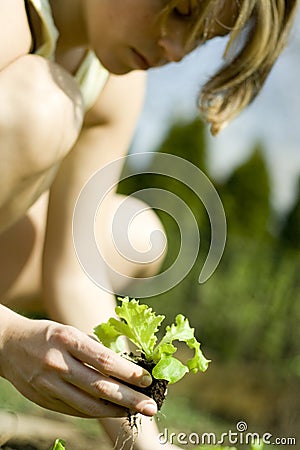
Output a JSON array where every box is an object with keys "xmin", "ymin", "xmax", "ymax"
[
  {"xmin": 84, "ymin": 71, "xmax": 147, "ymax": 127},
  {"xmin": 0, "ymin": 0, "xmax": 32, "ymax": 70}
]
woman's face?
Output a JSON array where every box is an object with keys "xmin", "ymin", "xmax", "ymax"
[{"xmin": 83, "ymin": 0, "xmax": 238, "ymax": 74}]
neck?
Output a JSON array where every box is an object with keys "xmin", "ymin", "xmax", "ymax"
[{"xmin": 49, "ymin": 0, "xmax": 88, "ymax": 51}]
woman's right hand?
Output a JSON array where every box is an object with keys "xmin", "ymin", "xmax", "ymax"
[{"xmin": 0, "ymin": 308, "xmax": 157, "ymax": 418}]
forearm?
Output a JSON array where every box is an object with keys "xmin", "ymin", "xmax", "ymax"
[
  {"xmin": 43, "ymin": 269, "xmax": 118, "ymax": 334},
  {"xmin": 43, "ymin": 72, "xmax": 147, "ymax": 328},
  {"xmin": 41, "ymin": 123, "xmax": 121, "ymax": 332}
]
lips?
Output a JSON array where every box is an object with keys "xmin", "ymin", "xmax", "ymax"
[{"xmin": 131, "ymin": 48, "xmax": 151, "ymax": 70}]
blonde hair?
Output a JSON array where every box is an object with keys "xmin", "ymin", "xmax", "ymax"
[{"xmin": 163, "ymin": 0, "xmax": 298, "ymax": 135}]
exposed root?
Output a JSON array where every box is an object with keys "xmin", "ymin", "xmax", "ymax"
[{"xmin": 113, "ymin": 414, "xmax": 141, "ymax": 450}]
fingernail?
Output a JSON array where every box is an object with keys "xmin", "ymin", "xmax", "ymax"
[
  {"xmin": 142, "ymin": 402, "xmax": 157, "ymax": 416},
  {"xmin": 140, "ymin": 373, "xmax": 152, "ymax": 387}
]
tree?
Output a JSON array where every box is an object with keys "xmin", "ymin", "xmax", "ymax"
[
  {"xmin": 220, "ymin": 143, "xmax": 272, "ymax": 238},
  {"xmin": 157, "ymin": 116, "xmax": 207, "ymax": 169}
]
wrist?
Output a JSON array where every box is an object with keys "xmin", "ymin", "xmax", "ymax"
[{"xmin": 0, "ymin": 304, "xmax": 27, "ymax": 378}]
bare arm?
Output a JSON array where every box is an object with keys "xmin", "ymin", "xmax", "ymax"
[
  {"xmin": 42, "ymin": 70, "xmax": 147, "ymax": 330},
  {"xmin": 42, "ymin": 71, "xmax": 178, "ymax": 449}
]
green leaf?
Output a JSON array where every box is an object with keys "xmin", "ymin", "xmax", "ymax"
[
  {"xmin": 154, "ymin": 314, "xmax": 210, "ymax": 373},
  {"xmin": 186, "ymin": 337, "xmax": 211, "ymax": 373},
  {"xmin": 93, "ymin": 297, "xmax": 211, "ymax": 385},
  {"xmin": 50, "ymin": 439, "xmax": 66, "ymax": 450},
  {"xmin": 152, "ymin": 356, "xmax": 188, "ymax": 383},
  {"xmin": 93, "ymin": 321, "xmax": 127, "ymax": 353},
  {"xmin": 160, "ymin": 314, "xmax": 195, "ymax": 345},
  {"xmin": 153, "ymin": 342, "xmax": 178, "ymax": 362},
  {"xmin": 115, "ymin": 297, "xmax": 165, "ymax": 358}
]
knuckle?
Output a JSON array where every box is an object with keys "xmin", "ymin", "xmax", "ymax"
[
  {"xmin": 98, "ymin": 351, "xmax": 115, "ymax": 373},
  {"xmin": 92, "ymin": 379, "xmax": 111, "ymax": 398},
  {"xmin": 48, "ymin": 323, "xmax": 79, "ymax": 348},
  {"xmin": 128, "ymin": 364, "xmax": 144, "ymax": 381}
]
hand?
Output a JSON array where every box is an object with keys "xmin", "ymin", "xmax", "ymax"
[{"xmin": 0, "ymin": 314, "xmax": 157, "ymax": 418}]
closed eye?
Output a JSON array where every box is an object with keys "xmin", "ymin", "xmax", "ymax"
[{"xmin": 173, "ymin": 0, "xmax": 192, "ymax": 18}]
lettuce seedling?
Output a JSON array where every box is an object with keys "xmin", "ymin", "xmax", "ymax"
[
  {"xmin": 94, "ymin": 297, "xmax": 210, "ymax": 384},
  {"xmin": 50, "ymin": 439, "xmax": 66, "ymax": 450}
]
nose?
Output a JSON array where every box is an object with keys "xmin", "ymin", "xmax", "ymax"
[{"xmin": 158, "ymin": 34, "xmax": 186, "ymax": 63}]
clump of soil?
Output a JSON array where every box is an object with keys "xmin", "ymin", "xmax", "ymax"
[
  {"xmin": 126, "ymin": 353, "xmax": 169, "ymax": 411},
  {"xmin": 121, "ymin": 353, "xmax": 169, "ymax": 435}
]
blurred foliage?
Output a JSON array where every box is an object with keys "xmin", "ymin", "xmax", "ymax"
[
  {"xmin": 220, "ymin": 144, "xmax": 271, "ymax": 239},
  {"xmin": 119, "ymin": 116, "xmax": 300, "ymax": 380},
  {"xmin": 280, "ymin": 175, "xmax": 300, "ymax": 249}
]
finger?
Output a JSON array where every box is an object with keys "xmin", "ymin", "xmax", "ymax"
[
  {"xmin": 40, "ymin": 396, "xmax": 95, "ymax": 418},
  {"xmin": 15, "ymin": 379, "xmax": 95, "ymax": 418},
  {"xmin": 33, "ymin": 376, "xmax": 128, "ymax": 418},
  {"xmin": 63, "ymin": 356, "xmax": 157, "ymax": 416},
  {"xmin": 56, "ymin": 380, "xmax": 128, "ymax": 418},
  {"xmin": 67, "ymin": 330, "xmax": 152, "ymax": 388}
]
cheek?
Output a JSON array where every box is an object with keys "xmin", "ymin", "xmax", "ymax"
[
  {"xmin": 86, "ymin": 0, "xmax": 162, "ymax": 49},
  {"xmin": 84, "ymin": 1, "xmax": 116, "ymax": 43}
]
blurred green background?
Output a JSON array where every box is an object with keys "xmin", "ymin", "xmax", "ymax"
[{"xmin": 118, "ymin": 117, "xmax": 300, "ymax": 447}]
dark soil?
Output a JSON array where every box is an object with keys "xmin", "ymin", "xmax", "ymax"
[{"xmin": 127, "ymin": 354, "xmax": 169, "ymax": 411}]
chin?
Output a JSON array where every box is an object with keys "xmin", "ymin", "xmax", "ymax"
[
  {"xmin": 108, "ymin": 66, "xmax": 133, "ymax": 75},
  {"xmin": 97, "ymin": 54, "xmax": 133, "ymax": 75}
]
